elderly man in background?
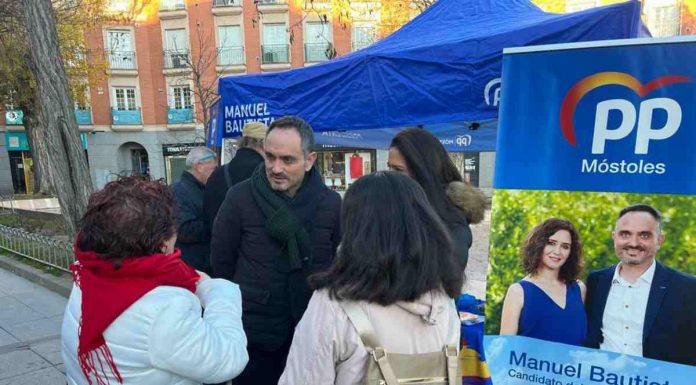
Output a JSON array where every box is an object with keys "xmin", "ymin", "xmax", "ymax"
[
  {"xmin": 204, "ymin": 121, "xmax": 268, "ymax": 230},
  {"xmin": 172, "ymin": 146, "xmax": 218, "ymax": 273}
]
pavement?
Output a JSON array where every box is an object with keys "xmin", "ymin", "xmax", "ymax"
[
  {"xmin": 463, "ymin": 209, "xmax": 490, "ymax": 300},
  {"xmin": 0, "ymin": 268, "xmax": 67, "ymax": 385}
]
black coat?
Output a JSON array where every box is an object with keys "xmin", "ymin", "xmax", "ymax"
[
  {"xmin": 172, "ymin": 171, "xmax": 211, "ymax": 273},
  {"xmin": 203, "ymin": 148, "xmax": 265, "ymax": 230},
  {"xmin": 585, "ymin": 262, "xmax": 696, "ymax": 365},
  {"xmin": 210, "ymin": 167, "xmax": 342, "ymax": 351},
  {"xmin": 447, "ymin": 219, "xmax": 472, "ymax": 271}
]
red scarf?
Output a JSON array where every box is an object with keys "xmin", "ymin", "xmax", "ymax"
[{"xmin": 71, "ymin": 246, "xmax": 199, "ymax": 385}]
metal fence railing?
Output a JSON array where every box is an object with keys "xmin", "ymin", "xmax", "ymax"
[
  {"xmin": 304, "ymin": 43, "xmax": 331, "ymax": 62},
  {"xmin": 164, "ymin": 50, "xmax": 190, "ymax": 69},
  {"xmin": 218, "ymin": 46, "xmax": 245, "ymax": 66},
  {"xmin": 261, "ymin": 44, "xmax": 289, "ymax": 64},
  {"xmin": 213, "ymin": 0, "xmax": 241, "ymax": 6},
  {"xmin": 108, "ymin": 51, "xmax": 137, "ymax": 70},
  {"xmin": 0, "ymin": 225, "xmax": 73, "ymax": 272}
]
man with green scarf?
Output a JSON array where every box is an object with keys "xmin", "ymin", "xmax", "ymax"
[{"xmin": 211, "ymin": 116, "xmax": 342, "ymax": 385}]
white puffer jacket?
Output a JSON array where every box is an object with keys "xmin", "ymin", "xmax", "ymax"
[{"xmin": 61, "ymin": 278, "xmax": 248, "ymax": 385}]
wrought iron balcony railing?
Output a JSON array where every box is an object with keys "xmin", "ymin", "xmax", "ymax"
[
  {"xmin": 304, "ymin": 43, "xmax": 332, "ymax": 62},
  {"xmin": 218, "ymin": 46, "xmax": 245, "ymax": 66},
  {"xmin": 163, "ymin": 50, "xmax": 190, "ymax": 69},
  {"xmin": 160, "ymin": 0, "xmax": 185, "ymax": 11},
  {"xmin": 213, "ymin": 0, "xmax": 241, "ymax": 7},
  {"xmin": 108, "ymin": 51, "xmax": 137, "ymax": 70},
  {"xmin": 261, "ymin": 44, "xmax": 289, "ymax": 64}
]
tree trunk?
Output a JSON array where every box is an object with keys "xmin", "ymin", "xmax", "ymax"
[
  {"xmin": 21, "ymin": 0, "xmax": 93, "ymax": 237},
  {"xmin": 23, "ymin": 97, "xmax": 54, "ymax": 195}
]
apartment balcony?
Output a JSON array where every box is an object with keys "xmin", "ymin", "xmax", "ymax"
[
  {"xmin": 258, "ymin": 0, "xmax": 288, "ymax": 13},
  {"xmin": 261, "ymin": 44, "xmax": 289, "ymax": 64},
  {"xmin": 75, "ymin": 108, "xmax": 92, "ymax": 125},
  {"xmin": 218, "ymin": 47, "xmax": 244, "ymax": 65},
  {"xmin": 167, "ymin": 108, "xmax": 193, "ymax": 124},
  {"xmin": 212, "ymin": 0, "xmax": 242, "ymax": 15},
  {"xmin": 111, "ymin": 108, "xmax": 142, "ymax": 129},
  {"xmin": 163, "ymin": 50, "xmax": 191, "ymax": 76},
  {"xmin": 108, "ymin": 51, "xmax": 138, "ymax": 76},
  {"xmin": 217, "ymin": 47, "xmax": 246, "ymax": 74},
  {"xmin": 352, "ymin": 41, "xmax": 374, "ymax": 52},
  {"xmin": 304, "ymin": 0, "xmax": 331, "ymax": 9},
  {"xmin": 304, "ymin": 43, "xmax": 332, "ymax": 63},
  {"xmin": 159, "ymin": 0, "xmax": 187, "ymax": 19},
  {"xmin": 5, "ymin": 110, "xmax": 23, "ymax": 126}
]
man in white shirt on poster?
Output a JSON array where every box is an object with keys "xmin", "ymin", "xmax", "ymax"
[{"xmin": 585, "ymin": 204, "xmax": 696, "ymax": 365}]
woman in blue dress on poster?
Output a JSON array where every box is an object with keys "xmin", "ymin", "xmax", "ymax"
[{"xmin": 500, "ymin": 218, "xmax": 587, "ymax": 346}]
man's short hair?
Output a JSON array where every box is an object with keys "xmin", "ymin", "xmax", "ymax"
[
  {"xmin": 618, "ymin": 203, "xmax": 662, "ymax": 231},
  {"xmin": 186, "ymin": 147, "xmax": 216, "ymax": 169},
  {"xmin": 267, "ymin": 116, "xmax": 314, "ymax": 156}
]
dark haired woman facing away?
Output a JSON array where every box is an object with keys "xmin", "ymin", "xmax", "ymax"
[
  {"xmin": 279, "ymin": 171, "xmax": 462, "ymax": 384},
  {"xmin": 388, "ymin": 128, "xmax": 486, "ymax": 272}
]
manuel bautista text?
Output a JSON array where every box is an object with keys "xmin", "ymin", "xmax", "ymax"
[{"xmin": 508, "ymin": 351, "xmax": 670, "ymax": 385}]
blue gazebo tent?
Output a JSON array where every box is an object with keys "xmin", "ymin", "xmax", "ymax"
[{"xmin": 209, "ymin": 0, "xmax": 646, "ymax": 151}]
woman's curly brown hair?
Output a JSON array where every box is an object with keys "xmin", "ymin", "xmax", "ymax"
[
  {"xmin": 521, "ymin": 218, "xmax": 583, "ymax": 283},
  {"xmin": 76, "ymin": 176, "xmax": 176, "ymax": 262}
]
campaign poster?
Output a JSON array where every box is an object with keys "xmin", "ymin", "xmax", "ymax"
[{"xmin": 484, "ymin": 36, "xmax": 696, "ymax": 385}]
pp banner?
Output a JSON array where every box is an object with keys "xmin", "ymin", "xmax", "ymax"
[{"xmin": 484, "ymin": 36, "xmax": 696, "ymax": 384}]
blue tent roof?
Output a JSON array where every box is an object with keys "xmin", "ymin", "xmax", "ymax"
[{"xmin": 212, "ymin": 0, "xmax": 645, "ymax": 149}]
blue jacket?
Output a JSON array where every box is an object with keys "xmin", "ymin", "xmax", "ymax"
[{"xmin": 585, "ymin": 261, "xmax": 696, "ymax": 365}]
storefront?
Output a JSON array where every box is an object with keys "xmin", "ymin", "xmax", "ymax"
[
  {"xmin": 162, "ymin": 143, "xmax": 199, "ymax": 184},
  {"xmin": 315, "ymin": 145, "xmax": 377, "ymax": 193},
  {"xmin": 449, "ymin": 152, "xmax": 480, "ymax": 187},
  {"xmin": 4, "ymin": 132, "xmax": 88, "ymax": 194}
]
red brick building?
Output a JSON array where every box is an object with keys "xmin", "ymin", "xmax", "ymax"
[{"xmin": 1, "ymin": 0, "xmax": 379, "ymax": 193}]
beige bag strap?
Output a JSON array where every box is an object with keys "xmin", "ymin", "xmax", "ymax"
[
  {"xmin": 372, "ymin": 347, "xmax": 400, "ymax": 385},
  {"xmin": 340, "ymin": 301, "xmax": 400, "ymax": 385},
  {"xmin": 340, "ymin": 300, "xmax": 380, "ymax": 350},
  {"xmin": 445, "ymin": 345, "xmax": 458, "ymax": 385}
]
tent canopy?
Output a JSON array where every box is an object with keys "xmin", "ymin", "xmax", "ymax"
[{"xmin": 212, "ymin": 0, "xmax": 645, "ymax": 149}]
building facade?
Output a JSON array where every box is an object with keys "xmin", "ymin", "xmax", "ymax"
[{"xmin": 0, "ymin": 0, "xmax": 382, "ymax": 193}]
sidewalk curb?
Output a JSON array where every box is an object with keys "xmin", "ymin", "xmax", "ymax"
[{"xmin": 0, "ymin": 254, "xmax": 72, "ymax": 298}]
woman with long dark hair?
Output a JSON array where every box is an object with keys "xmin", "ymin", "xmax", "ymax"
[
  {"xmin": 499, "ymin": 218, "xmax": 587, "ymax": 346},
  {"xmin": 61, "ymin": 177, "xmax": 248, "ymax": 385},
  {"xmin": 388, "ymin": 128, "xmax": 486, "ymax": 271},
  {"xmin": 279, "ymin": 171, "xmax": 462, "ymax": 384}
]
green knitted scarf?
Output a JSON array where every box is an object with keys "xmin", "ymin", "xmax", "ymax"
[{"xmin": 250, "ymin": 165, "xmax": 313, "ymax": 271}]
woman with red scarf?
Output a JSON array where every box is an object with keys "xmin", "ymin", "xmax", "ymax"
[{"xmin": 61, "ymin": 177, "xmax": 248, "ymax": 385}]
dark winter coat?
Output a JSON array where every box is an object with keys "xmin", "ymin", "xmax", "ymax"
[
  {"xmin": 444, "ymin": 181, "xmax": 487, "ymax": 271},
  {"xmin": 203, "ymin": 147, "xmax": 265, "ymax": 230},
  {"xmin": 172, "ymin": 171, "xmax": 211, "ymax": 273},
  {"xmin": 210, "ymin": 165, "xmax": 342, "ymax": 351}
]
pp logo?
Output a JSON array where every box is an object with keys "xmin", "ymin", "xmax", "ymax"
[
  {"xmin": 456, "ymin": 135, "xmax": 472, "ymax": 147},
  {"xmin": 484, "ymin": 78, "xmax": 501, "ymax": 107},
  {"xmin": 560, "ymin": 72, "xmax": 691, "ymax": 154}
]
